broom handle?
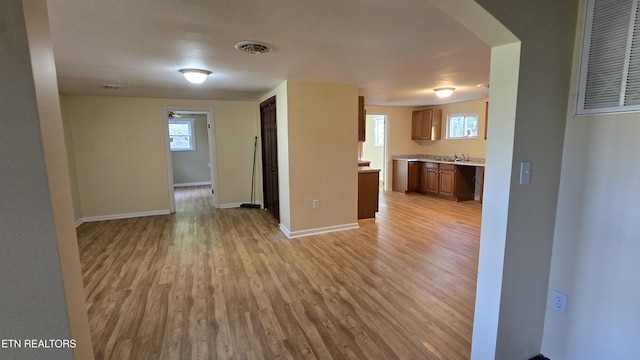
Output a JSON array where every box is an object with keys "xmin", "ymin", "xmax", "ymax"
[{"xmin": 250, "ymin": 136, "xmax": 257, "ymax": 204}]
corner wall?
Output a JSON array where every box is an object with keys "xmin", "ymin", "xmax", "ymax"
[
  {"xmin": 286, "ymin": 81, "xmax": 359, "ymax": 234},
  {"xmin": 429, "ymin": 0, "xmax": 578, "ymax": 358},
  {"xmin": 1, "ymin": 1, "xmax": 92, "ymax": 358},
  {"xmin": 542, "ymin": 0, "xmax": 640, "ymax": 357}
]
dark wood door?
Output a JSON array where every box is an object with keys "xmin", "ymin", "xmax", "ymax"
[
  {"xmin": 407, "ymin": 161, "xmax": 421, "ymax": 192},
  {"xmin": 425, "ymin": 166, "xmax": 440, "ymax": 194},
  {"xmin": 260, "ymin": 96, "xmax": 280, "ymax": 221},
  {"xmin": 419, "ymin": 163, "xmax": 429, "ymax": 192},
  {"xmin": 439, "ymin": 170, "xmax": 455, "ymax": 197}
]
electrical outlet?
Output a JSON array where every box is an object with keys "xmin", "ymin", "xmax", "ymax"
[
  {"xmin": 552, "ymin": 290, "xmax": 568, "ymax": 313},
  {"xmin": 312, "ymin": 200, "xmax": 319, "ymax": 209}
]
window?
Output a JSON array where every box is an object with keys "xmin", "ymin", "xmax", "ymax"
[
  {"xmin": 446, "ymin": 114, "xmax": 478, "ymax": 139},
  {"xmin": 577, "ymin": 0, "xmax": 640, "ymax": 114},
  {"xmin": 168, "ymin": 119, "xmax": 195, "ymax": 151},
  {"xmin": 373, "ymin": 116, "xmax": 385, "ymax": 147}
]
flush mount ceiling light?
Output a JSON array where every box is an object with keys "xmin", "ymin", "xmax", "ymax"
[
  {"xmin": 179, "ymin": 69, "xmax": 212, "ymax": 84},
  {"xmin": 477, "ymin": 83, "xmax": 490, "ymax": 89},
  {"xmin": 434, "ymin": 87, "xmax": 455, "ymax": 98}
]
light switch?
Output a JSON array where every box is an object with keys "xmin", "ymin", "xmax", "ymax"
[{"xmin": 520, "ymin": 161, "xmax": 531, "ymax": 185}]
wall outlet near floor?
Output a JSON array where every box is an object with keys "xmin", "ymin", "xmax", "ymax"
[
  {"xmin": 552, "ymin": 290, "xmax": 568, "ymax": 313},
  {"xmin": 312, "ymin": 199, "xmax": 319, "ymax": 209}
]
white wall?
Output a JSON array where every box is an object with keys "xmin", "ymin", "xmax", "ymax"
[
  {"xmin": 429, "ymin": 0, "xmax": 579, "ymax": 358},
  {"xmin": 0, "ymin": 1, "xmax": 92, "ymax": 359},
  {"xmin": 62, "ymin": 96, "xmax": 258, "ymax": 219},
  {"xmin": 260, "ymin": 81, "xmax": 358, "ymax": 236},
  {"xmin": 286, "ymin": 81, "xmax": 359, "ymax": 234},
  {"xmin": 542, "ymin": 0, "xmax": 640, "ymax": 358},
  {"xmin": 471, "ymin": 0, "xmax": 579, "ymax": 357}
]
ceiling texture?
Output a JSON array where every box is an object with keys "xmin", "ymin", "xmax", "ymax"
[{"xmin": 47, "ymin": 0, "xmax": 490, "ymax": 106}]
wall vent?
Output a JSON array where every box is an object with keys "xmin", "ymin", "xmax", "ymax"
[{"xmin": 577, "ymin": 0, "xmax": 640, "ymax": 115}]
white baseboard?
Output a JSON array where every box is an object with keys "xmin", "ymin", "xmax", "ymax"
[
  {"xmin": 279, "ymin": 222, "xmax": 359, "ymax": 239},
  {"xmin": 174, "ymin": 181, "xmax": 212, "ymax": 187},
  {"xmin": 219, "ymin": 202, "xmax": 263, "ymax": 209},
  {"xmin": 80, "ymin": 209, "xmax": 171, "ymax": 223},
  {"xmin": 74, "ymin": 218, "xmax": 84, "ymax": 228}
]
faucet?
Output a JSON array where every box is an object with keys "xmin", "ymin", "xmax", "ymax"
[{"xmin": 453, "ymin": 154, "xmax": 459, "ymax": 161}]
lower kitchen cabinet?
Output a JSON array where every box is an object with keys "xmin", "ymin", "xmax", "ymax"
[
  {"xmin": 393, "ymin": 160, "xmax": 477, "ymax": 201},
  {"xmin": 407, "ymin": 161, "xmax": 421, "ymax": 192},
  {"xmin": 436, "ymin": 164, "xmax": 456, "ymax": 197},
  {"xmin": 392, "ymin": 159, "xmax": 421, "ymax": 193},
  {"xmin": 422, "ymin": 162, "xmax": 439, "ymax": 194},
  {"xmin": 358, "ymin": 169, "xmax": 380, "ymax": 219}
]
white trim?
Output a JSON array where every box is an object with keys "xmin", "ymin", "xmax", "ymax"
[
  {"xmin": 162, "ymin": 105, "xmax": 219, "ymax": 212},
  {"xmin": 162, "ymin": 106, "xmax": 176, "ymax": 213},
  {"xmin": 279, "ymin": 222, "xmax": 360, "ymax": 239},
  {"xmin": 174, "ymin": 181, "xmax": 212, "ymax": 187},
  {"xmin": 206, "ymin": 111, "xmax": 220, "ymax": 209},
  {"xmin": 81, "ymin": 209, "xmax": 171, "ymax": 223},
  {"xmin": 365, "ymin": 112, "xmax": 389, "ymax": 189},
  {"xmin": 74, "ymin": 218, "xmax": 84, "ymax": 228},
  {"xmin": 219, "ymin": 201, "xmax": 263, "ymax": 209}
]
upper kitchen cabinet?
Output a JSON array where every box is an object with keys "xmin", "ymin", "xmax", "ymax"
[
  {"xmin": 411, "ymin": 108, "xmax": 442, "ymax": 140},
  {"xmin": 358, "ymin": 96, "xmax": 366, "ymax": 141}
]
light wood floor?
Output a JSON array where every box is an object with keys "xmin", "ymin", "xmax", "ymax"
[{"xmin": 77, "ymin": 186, "xmax": 482, "ymax": 360}]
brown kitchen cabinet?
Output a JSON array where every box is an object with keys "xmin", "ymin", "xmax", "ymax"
[
  {"xmin": 358, "ymin": 96, "xmax": 366, "ymax": 141},
  {"xmin": 435, "ymin": 163, "xmax": 456, "ymax": 197},
  {"xmin": 422, "ymin": 162, "xmax": 440, "ymax": 194},
  {"xmin": 393, "ymin": 160, "xmax": 476, "ymax": 201},
  {"xmin": 407, "ymin": 161, "xmax": 421, "ymax": 192},
  {"xmin": 358, "ymin": 169, "xmax": 380, "ymax": 219},
  {"xmin": 392, "ymin": 159, "xmax": 421, "ymax": 193},
  {"xmin": 427, "ymin": 163, "xmax": 475, "ymax": 201},
  {"xmin": 411, "ymin": 108, "xmax": 442, "ymax": 140}
]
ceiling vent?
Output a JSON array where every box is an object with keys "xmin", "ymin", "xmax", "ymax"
[
  {"xmin": 100, "ymin": 84, "xmax": 122, "ymax": 90},
  {"xmin": 234, "ymin": 41, "xmax": 272, "ymax": 55}
]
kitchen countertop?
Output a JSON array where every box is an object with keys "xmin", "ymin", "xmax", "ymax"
[
  {"xmin": 392, "ymin": 154, "xmax": 485, "ymax": 167},
  {"xmin": 358, "ymin": 166, "xmax": 381, "ymax": 173}
]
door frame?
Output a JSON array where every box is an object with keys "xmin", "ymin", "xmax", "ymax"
[
  {"xmin": 162, "ymin": 105, "xmax": 219, "ymax": 212},
  {"xmin": 364, "ymin": 112, "xmax": 390, "ymax": 191},
  {"xmin": 259, "ymin": 96, "xmax": 280, "ymax": 221}
]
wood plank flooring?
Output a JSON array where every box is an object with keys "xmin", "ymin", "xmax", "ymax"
[{"xmin": 77, "ymin": 186, "xmax": 482, "ymax": 360}]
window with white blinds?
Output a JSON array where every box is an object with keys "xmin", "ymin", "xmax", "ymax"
[{"xmin": 577, "ymin": 0, "xmax": 640, "ymax": 114}]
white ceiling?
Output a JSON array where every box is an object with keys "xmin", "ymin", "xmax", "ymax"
[{"xmin": 47, "ymin": 0, "xmax": 490, "ymax": 106}]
